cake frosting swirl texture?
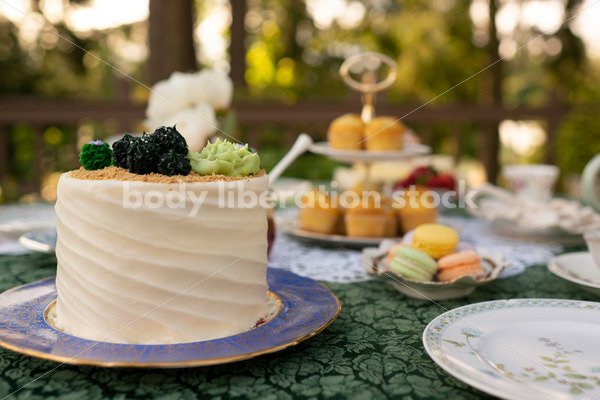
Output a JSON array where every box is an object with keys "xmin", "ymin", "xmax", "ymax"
[{"xmin": 54, "ymin": 171, "xmax": 269, "ymax": 344}]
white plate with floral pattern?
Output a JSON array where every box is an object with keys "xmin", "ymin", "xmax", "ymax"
[
  {"xmin": 548, "ymin": 252, "xmax": 600, "ymax": 297},
  {"xmin": 423, "ymin": 299, "xmax": 600, "ymax": 400}
]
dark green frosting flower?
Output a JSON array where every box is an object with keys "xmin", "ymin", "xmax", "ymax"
[
  {"xmin": 79, "ymin": 141, "xmax": 113, "ymax": 170},
  {"xmin": 111, "ymin": 126, "xmax": 191, "ymax": 175},
  {"xmin": 112, "ymin": 133, "xmax": 135, "ymax": 168},
  {"xmin": 158, "ymin": 149, "xmax": 192, "ymax": 176},
  {"xmin": 126, "ymin": 133, "xmax": 162, "ymax": 175},
  {"xmin": 149, "ymin": 125, "xmax": 188, "ymax": 156}
]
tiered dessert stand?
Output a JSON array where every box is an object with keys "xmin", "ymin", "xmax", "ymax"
[
  {"xmin": 274, "ymin": 52, "xmax": 432, "ymax": 248},
  {"xmin": 309, "ymin": 51, "xmax": 430, "ymax": 166}
]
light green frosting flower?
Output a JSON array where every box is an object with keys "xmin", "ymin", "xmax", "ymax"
[{"xmin": 187, "ymin": 139, "xmax": 260, "ymax": 177}]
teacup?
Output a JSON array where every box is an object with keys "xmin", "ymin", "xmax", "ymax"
[
  {"xmin": 582, "ymin": 154, "xmax": 600, "ymax": 213},
  {"xmin": 584, "ymin": 230, "xmax": 600, "ymax": 269},
  {"xmin": 502, "ymin": 164, "xmax": 559, "ymax": 204}
]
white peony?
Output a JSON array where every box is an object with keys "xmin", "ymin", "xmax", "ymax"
[
  {"xmin": 187, "ymin": 69, "xmax": 233, "ymax": 110},
  {"xmin": 147, "ymin": 102, "xmax": 217, "ymax": 152},
  {"xmin": 144, "ymin": 68, "xmax": 233, "ymax": 151},
  {"xmin": 146, "ymin": 72, "xmax": 196, "ymax": 122}
]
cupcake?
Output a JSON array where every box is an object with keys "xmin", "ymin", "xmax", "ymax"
[
  {"xmin": 299, "ymin": 189, "xmax": 341, "ymax": 234},
  {"xmin": 363, "ymin": 116, "xmax": 405, "ymax": 151},
  {"xmin": 328, "ymin": 114, "xmax": 364, "ymax": 150},
  {"xmin": 339, "ymin": 181, "xmax": 379, "ymax": 214},
  {"xmin": 383, "ymin": 198, "xmax": 399, "ymax": 237},
  {"xmin": 395, "ymin": 186, "xmax": 437, "ymax": 233},
  {"xmin": 344, "ymin": 195, "xmax": 387, "ymax": 238}
]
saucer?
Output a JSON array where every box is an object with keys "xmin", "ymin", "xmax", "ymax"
[
  {"xmin": 548, "ymin": 252, "xmax": 600, "ymax": 297},
  {"xmin": 468, "ymin": 199, "xmax": 585, "ymax": 245},
  {"xmin": 19, "ymin": 229, "xmax": 57, "ymax": 254},
  {"xmin": 466, "ymin": 184, "xmax": 600, "ymax": 245},
  {"xmin": 0, "ymin": 268, "xmax": 341, "ymax": 367},
  {"xmin": 0, "ymin": 204, "xmax": 56, "ymax": 239}
]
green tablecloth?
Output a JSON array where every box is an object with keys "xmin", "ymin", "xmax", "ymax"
[{"xmin": 0, "ymin": 251, "xmax": 591, "ymax": 399}]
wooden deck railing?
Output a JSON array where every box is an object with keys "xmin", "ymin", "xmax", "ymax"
[{"xmin": 0, "ymin": 97, "xmax": 571, "ymax": 196}]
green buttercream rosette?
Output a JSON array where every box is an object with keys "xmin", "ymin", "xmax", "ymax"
[
  {"xmin": 79, "ymin": 140, "xmax": 113, "ymax": 170},
  {"xmin": 187, "ymin": 139, "xmax": 260, "ymax": 177}
]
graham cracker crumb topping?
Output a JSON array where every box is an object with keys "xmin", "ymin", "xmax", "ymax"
[{"xmin": 67, "ymin": 166, "xmax": 266, "ymax": 183}]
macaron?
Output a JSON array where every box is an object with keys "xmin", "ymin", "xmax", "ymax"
[
  {"xmin": 411, "ymin": 223, "xmax": 459, "ymax": 259},
  {"xmin": 389, "ymin": 246, "xmax": 438, "ymax": 281},
  {"xmin": 437, "ymin": 251, "xmax": 484, "ymax": 282},
  {"xmin": 387, "ymin": 243, "xmax": 408, "ymax": 264}
]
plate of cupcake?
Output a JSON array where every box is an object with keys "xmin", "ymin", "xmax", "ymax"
[
  {"xmin": 361, "ymin": 223, "xmax": 509, "ymax": 299},
  {"xmin": 310, "ymin": 114, "xmax": 430, "ymax": 164},
  {"xmin": 310, "ymin": 141, "xmax": 431, "ymax": 164},
  {"xmin": 279, "ymin": 185, "xmax": 440, "ymax": 249}
]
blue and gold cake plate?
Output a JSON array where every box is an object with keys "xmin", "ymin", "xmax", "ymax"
[{"xmin": 0, "ymin": 268, "xmax": 340, "ymax": 367}]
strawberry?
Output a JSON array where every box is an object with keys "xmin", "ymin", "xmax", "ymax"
[
  {"xmin": 394, "ymin": 166, "xmax": 437, "ymax": 190},
  {"xmin": 427, "ymin": 173, "xmax": 456, "ymax": 191}
]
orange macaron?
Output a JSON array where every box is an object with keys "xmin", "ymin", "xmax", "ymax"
[{"xmin": 436, "ymin": 252, "xmax": 483, "ymax": 282}]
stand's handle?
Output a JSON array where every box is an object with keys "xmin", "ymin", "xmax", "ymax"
[
  {"xmin": 268, "ymin": 134, "xmax": 314, "ymax": 187},
  {"xmin": 339, "ymin": 52, "xmax": 397, "ymax": 125}
]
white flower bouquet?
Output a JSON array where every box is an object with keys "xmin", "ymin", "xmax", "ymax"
[{"xmin": 145, "ymin": 68, "xmax": 234, "ymax": 151}]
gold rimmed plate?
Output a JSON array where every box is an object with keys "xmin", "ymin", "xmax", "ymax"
[{"xmin": 0, "ymin": 268, "xmax": 340, "ymax": 367}]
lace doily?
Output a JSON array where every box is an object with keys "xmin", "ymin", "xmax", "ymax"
[{"xmin": 270, "ymin": 210, "xmax": 569, "ymax": 283}]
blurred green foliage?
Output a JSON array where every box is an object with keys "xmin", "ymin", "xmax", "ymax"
[
  {"xmin": 555, "ymin": 108, "xmax": 600, "ymax": 175},
  {"xmin": 240, "ymin": 0, "xmax": 591, "ymax": 108},
  {"xmin": 242, "ymin": 0, "xmax": 486, "ymax": 103},
  {"xmin": 0, "ymin": 19, "xmax": 138, "ymax": 98},
  {"xmin": 0, "ymin": 6, "xmax": 145, "ymax": 201}
]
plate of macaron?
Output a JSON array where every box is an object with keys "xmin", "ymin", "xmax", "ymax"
[{"xmin": 361, "ymin": 223, "xmax": 509, "ymax": 300}]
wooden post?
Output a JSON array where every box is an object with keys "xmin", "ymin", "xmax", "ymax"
[
  {"xmin": 0, "ymin": 127, "xmax": 8, "ymax": 194},
  {"xmin": 32, "ymin": 125, "xmax": 45, "ymax": 194},
  {"xmin": 451, "ymin": 122, "xmax": 462, "ymax": 163},
  {"xmin": 148, "ymin": 0, "xmax": 196, "ymax": 84},
  {"xmin": 544, "ymin": 91, "xmax": 563, "ymax": 165},
  {"xmin": 481, "ymin": 122, "xmax": 500, "ymax": 183},
  {"xmin": 420, "ymin": 124, "xmax": 433, "ymax": 147},
  {"xmin": 230, "ymin": 0, "xmax": 247, "ymax": 87},
  {"xmin": 485, "ymin": 0, "xmax": 502, "ymax": 183}
]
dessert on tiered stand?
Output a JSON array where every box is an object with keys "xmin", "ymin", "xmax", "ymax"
[
  {"xmin": 286, "ymin": 52, "xmax": 437, "ymax": 245},
  {"xmin": 54, "ymin": 127, "xmax": 270, "ymax": 344}
]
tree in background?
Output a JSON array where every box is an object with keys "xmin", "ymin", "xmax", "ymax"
[
  {"xmin": 0, "ymin": 1, "xmax": 146, "ymax": 98},
  {"xmin": 241, "ymin": 0, "xmax": 595, "ymax": 106},
  {"xmin": 0, "ymin": 0, "xmax": 146, "ymax": 200}
]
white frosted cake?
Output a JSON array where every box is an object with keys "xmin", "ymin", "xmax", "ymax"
[{"xmin": 54, "ymin": 131, "xmax": 269, "ymax": 344}]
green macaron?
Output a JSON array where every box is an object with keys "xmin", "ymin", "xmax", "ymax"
[{"xmin": 389, "ymin": 246, "xmax": 438, "ymax": 281}]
